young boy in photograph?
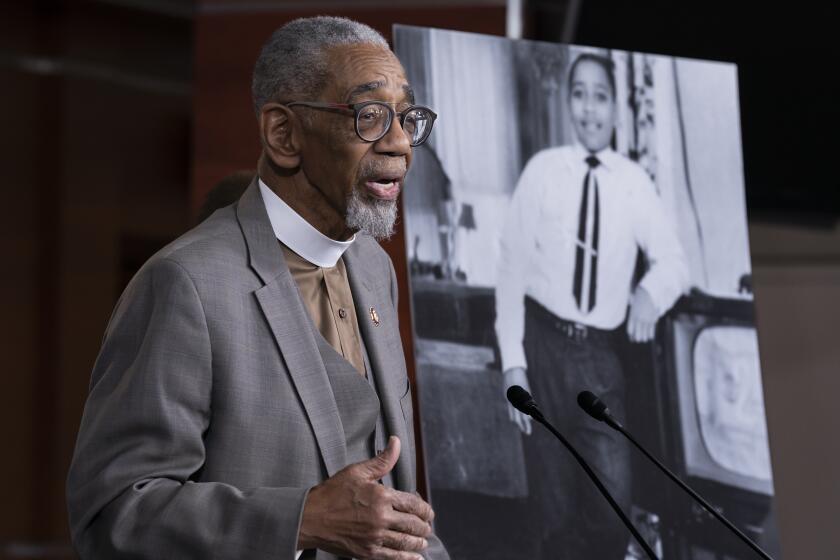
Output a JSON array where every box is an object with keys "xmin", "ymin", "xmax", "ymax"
[{"xmin": 495, "ymin": 52, "xmax": 689, "ymax": 558}]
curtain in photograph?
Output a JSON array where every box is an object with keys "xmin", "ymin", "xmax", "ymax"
[
  {"xmin": 427, "ymin": 29, "xmax": 520, "ymax": 198},
  {"xmin": 426, "ymin": 29, "xmax": 521, "ymax": 286}
]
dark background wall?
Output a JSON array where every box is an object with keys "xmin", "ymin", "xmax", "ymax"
[{"xmin": 1, "ymin": 3, "xmax": 192, "ymax": 557}]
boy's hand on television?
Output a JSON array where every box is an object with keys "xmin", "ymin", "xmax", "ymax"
[
  {"xmin": 627, "ymin": 287, "xmax": 657, "ymax": 343},
  {"xmin": 503, "ymin": 367, "xmax": 533, "ymax": 435}
]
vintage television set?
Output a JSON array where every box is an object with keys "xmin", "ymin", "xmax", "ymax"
[{"xmin": 644, "ymin": 290, "xmax": 777, "ymax": 559}]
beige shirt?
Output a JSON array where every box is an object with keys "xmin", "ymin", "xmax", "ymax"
[
  {"xmin": 281, "ymin": 244, "xmax": 367, "ymax": 376},
  {"xmin": 257, "ymin": 178, "xmax": 366, "ymax": 377}
]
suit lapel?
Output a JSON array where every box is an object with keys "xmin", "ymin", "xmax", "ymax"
[
  {"xmin": 236, "ymin": 180, "xmax": 347, "ymax": 477},
  {"xmin": 344, "ymin": 240, "xmax": 412, "ymax": 491}
]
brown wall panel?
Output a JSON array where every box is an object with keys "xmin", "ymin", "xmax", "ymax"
[
  {"xmin": 2, "ymin": 3, "xmax": 191, "ymax": 553},
  {"xmin": 0, "ymin": 66, "xmax": 50, "ymax": 545},
  {"xmin": 1, "ymin": 4, "xmax": 64, "ymax": 546}
]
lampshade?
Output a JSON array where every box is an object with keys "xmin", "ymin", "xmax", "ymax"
[{"xmin": 458, "ymin": 203, "xmax": 476, "ymax": 230}]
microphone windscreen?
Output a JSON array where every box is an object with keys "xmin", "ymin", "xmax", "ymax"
[
  {"xmin": 506, "ymin": 385, "xmax": 536, "ymax": 413},
  {"xmin": 577, "ymin": 390, "xmax": 608, "ymax": 421}
]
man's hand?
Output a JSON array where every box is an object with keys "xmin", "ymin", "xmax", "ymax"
[
  {"xmin": 627, "ymin": 287, "xmax": 658, "ymax": 343},
  {"xmin": 503, "ymin": 367, "xmax": 532, "ymax": 435},
  {"xmin": 298, "ymin": 436, "xmax": 433, "ymax": 560}
]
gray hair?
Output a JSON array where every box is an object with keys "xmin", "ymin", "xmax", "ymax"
[{"xmin": 251, "ymin": 16, "xmax": 389, "ymax": 115}]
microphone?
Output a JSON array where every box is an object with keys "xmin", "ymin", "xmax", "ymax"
[
  {"xmin": 577, "ymin": 390, "xmax": 623, "ymax": 430},
  {"xmin": 577, "ymin": 390, "xmax": 775, "ymax": 560},
  {"xmin": 506, "ymin": 385, "xmax": 542, "ymax": 419},
  {"xmin": 506, "ymin": 386, "xmax": 659, "ymax": 560}
]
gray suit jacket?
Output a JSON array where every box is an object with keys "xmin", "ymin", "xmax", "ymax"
[{"xmin": 66, "ymin": 181, "xmax": 448, "ymax": 559}]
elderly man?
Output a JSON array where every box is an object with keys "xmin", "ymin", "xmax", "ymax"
[{"xmin": 67, "ymin": 17, "xmax": 447, "ymax": 560}]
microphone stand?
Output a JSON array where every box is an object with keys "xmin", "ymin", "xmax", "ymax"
[{"xmin": 526, "ymin": 408, "xmax": 660, "ymax": 560}]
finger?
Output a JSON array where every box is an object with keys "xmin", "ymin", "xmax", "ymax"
[
  {"xmin": 387, "ymin": 509, "xmax": 434, "ymax": 539},
  {"xmin": 379, "ymin": 530, "xmax": 428, "ymax": 552},
  {"xmin": 510, "ymin": 404, "xmax": 525, "ymax": 430},
  {"xmin": 514, "ymin": 410, "xmax": 525, "ymax": 433},
  {"xmin": 641, "ymin": 322, "xmax": 651, "ymax": 342},
  {"xmin": 364, "ymin": 546, "xmax": 424, "ymax": 560},
  {"xmin": 517, "ymin": 411, "xmax": 531, "ymax": 435},
  {"xmin": 390, "ymin": 490, "xmax": 434, "ymax": 524},
  {"xmin": 630, "ymin": 319, "xmax": 641, "ymax": 342},
  {"xmin": 355, "ymin": 436, "xmax": 400, "ymax": 481}
]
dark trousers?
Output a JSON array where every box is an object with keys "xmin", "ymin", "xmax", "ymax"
[{"xmin": 522, "ymin": 297, "xmax": 631, "ymax": 560}]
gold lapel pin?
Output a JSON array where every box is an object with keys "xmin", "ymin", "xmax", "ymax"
[{"xmin": 369, "ymin": 307, "xmax": 380, "ymax": 326}]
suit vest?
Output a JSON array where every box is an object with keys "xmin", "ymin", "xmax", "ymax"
[{"xmin": 311, "ymin": 321, "xmax": 393, "ymax": 487}]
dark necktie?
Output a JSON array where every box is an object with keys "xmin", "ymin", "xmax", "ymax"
[{"xmin": 573, "ymin": 155, "xmax": 600, "ymax": 313}]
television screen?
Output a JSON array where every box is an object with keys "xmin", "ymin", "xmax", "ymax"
[
  {"xmin": 672, "ymin": 317, "xmax": 774, "ymax": 496},
  {"xmin": 694, "ymin": 326, "xmax": 772, "ymax": 482}
]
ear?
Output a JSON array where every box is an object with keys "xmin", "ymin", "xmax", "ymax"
[{"xmin": 259, "ymin": 103, "xmax": 302, "ymax": 169}]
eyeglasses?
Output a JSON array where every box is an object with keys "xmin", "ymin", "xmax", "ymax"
[{"xmin": 285, "ymin": 101, "xmax": 437, "ymax": 147}]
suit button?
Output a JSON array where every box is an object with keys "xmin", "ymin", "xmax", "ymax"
[{"xmin": 338, "ymin": 308, "xmax": 347, "ymax": 319}]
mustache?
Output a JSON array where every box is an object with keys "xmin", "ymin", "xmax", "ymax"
[{"xmin": 358, "ymin": 158, "xmax": 407, "ymax": 180}]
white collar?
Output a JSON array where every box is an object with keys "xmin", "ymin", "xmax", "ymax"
[{"xmin": 258, "ymin": 179, "xmax": 355, "ymax": 268}]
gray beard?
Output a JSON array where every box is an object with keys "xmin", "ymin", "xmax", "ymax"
[{"xmin": 345, "ymin": 187, "xmax": 398, "ymax": 240}]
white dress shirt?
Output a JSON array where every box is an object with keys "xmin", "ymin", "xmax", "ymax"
[
  {"xmin": 495, "ymin": 144, "xmax": 689, "ymax": 372},
  {"xmin": 259, "ymin": 178, "xmax": 355, "ymax": 266}
]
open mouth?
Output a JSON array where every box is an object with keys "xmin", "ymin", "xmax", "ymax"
[
  {"xmin": 364, "ymin": 176, "xmax": 402, "ymax": 200},
  {"xmin": 580, "ymin": 120, "xmax": 602, "ymax": 132}
]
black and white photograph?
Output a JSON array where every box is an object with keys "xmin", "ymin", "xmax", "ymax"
[{"xmin": 395, "ymin": 25, "xmax": 781, "ymax": 560}]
